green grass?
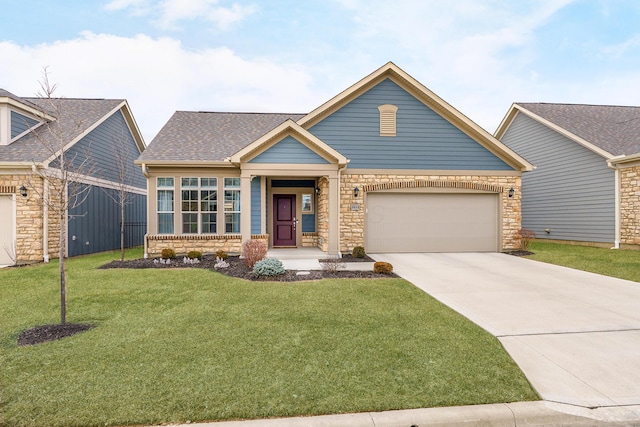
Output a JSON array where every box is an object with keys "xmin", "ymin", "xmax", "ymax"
[
  {"xmin": 0, "ymin": 249, "xmax": 537, "ymax": 427},
  {"xmin": 527, "ymin": 241, "xmax": 640, "ymax": 282}
]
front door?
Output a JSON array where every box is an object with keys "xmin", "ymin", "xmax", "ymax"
[{"xmin": 273, "ymin": 194, "xmax": 296, "ymax": 247}]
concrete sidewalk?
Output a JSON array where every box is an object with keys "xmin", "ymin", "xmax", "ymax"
[
  {"xmin": 373, "ymin": 252, "xmax": 640, "ymax": 409},
  {"xmin": 166, "ymin": 402, "xmax": 640, "ymax": 426}
]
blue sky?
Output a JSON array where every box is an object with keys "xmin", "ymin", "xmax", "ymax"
[{"xmin": 2, "ymin": 0, "xmax": 640, "ymax": 143}]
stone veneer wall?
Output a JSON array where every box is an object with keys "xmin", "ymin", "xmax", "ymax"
[
  {"xmin": 302, "ymin": 232, "xmax": 319, "ymax": 247},
  {"xmin": 620, "ymin": 165, "xmax": 640, "ymax": 247},
  {"xmin": 316, "ymin": 177, "xmax": 329, "ymax": 252},
  {"xmin": 0, "ymin": 174, "xmax": 62, "ymax": 263},
  {"xmin": 339, "ymin": 173, "xmax": 522, "ymax": 253},
  {"xmin": 146, "ymin": 234, "xmax": 269, "ymax": 257}
]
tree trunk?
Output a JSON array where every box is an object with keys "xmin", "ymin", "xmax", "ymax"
[
  {"xmin": 121, "ymin": 201, "xmax": 125, "ymax": 262},
  {"xmin": 59, "ymin": 211, "xmax": 66, "ymax": 325}
]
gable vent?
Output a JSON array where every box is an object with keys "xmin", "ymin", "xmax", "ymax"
[{"xmin": 378, "ymin": 104, "xmax": 398, "ymax": 136}]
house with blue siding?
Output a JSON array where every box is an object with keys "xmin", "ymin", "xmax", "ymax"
[
  {"xmin": 0, "ymin": 89, "xmax": 147, "ymax": 265},
  {"xmin": 496, "ymin": 103, "xmax": 640, "ymax": 249},
  {"xmin": 137, "ymin": 62, "xmax": 532, "ymax": 257}
]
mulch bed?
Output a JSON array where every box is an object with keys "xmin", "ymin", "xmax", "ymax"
[
  {"xmin": 504, "ymin": 250, "xmax": 534, "ymax": 257},
  {"xmin": 99, "ymin": 255, "xmax": 396, "ymax": 282},
  {"xmin": 18, "ymin": 323, "xmax": 95, "ymax": 347}
]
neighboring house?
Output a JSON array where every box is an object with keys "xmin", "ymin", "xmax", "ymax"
[
  {"xmin": 0, "ymin": 89, "xmax": 147, "ymax": 265},
  {"xmin": 136, "ymin": 62, "xmax": 533, "ymax": 257},
  {"xmin": 496, "ymin": 103, "xmax": 640, "ymax": 249}
]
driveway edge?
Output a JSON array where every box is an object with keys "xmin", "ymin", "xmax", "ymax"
[{"xmin": 164, "ymin": 402, "xmax": 640, "ymax": 427}]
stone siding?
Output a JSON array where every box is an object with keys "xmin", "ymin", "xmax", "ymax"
[
  {"xmin": 620, "ymin": 165, "xmax": 640, "ymax": 247},
  {"xmin": 339, "ymin": 173, "xmax": 522, "ymax": 253},
  {"xmin": 316, "ymin": 177, "xmax": 329, "ymax": 251},
  {"xmin": 0, "ymin": 174, "xmax": 62, "ymax": 263},
  {"xmin": 146, "ymin": 234, "xmax": 269, "ymax": 257}
]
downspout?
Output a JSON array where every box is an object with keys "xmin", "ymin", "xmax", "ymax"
[
  {"xmin": 607, "ymin": 160, "xmax": 621, "ymax": 249},
  {"xmin": 141, "ymin": 163, "xmax": 149, "ymax": 258}
]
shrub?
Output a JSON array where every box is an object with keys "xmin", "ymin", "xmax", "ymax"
[
  {"xmin": 515, "ymin": 228, "xmax": 536, "ymax": 251},
  {"xmin": 352, "ymin": 246, "xmax": 366, "ymax": 258},
  {"xmin": 321, "ymin": 256, "xmax": 344, "ymax": 274},
  {"xmin": 214, "ymin": 249, "xmax": 228, "ymax": 260},
  {"xmin": 187, "ymin": 250, "xmax": 202, "ymax": 260},
  {"xmin": 373, "ymin": 261, "xmax": 393, "ymax": 274},
  {"xmin": 243, "ymin": 239, "xmax": 267, "ymax": 268},
  {"xmin": 253, "ymin": 258, "xmax": 285, "ymax": 277},
  {"xmin": 161, "ymin": 248, "xmax": 176, "ymax": 259}
]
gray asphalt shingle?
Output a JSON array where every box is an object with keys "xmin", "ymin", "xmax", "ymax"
[
  {"xmin": 138, "ymin": 111, "xmax": 305, "ymax": 162},
  {"xmin": 518, "ymin": 103, "xmax": 640, "ymax": 157},
  {"xmin": 0, "ymin": 96, "xmax": 124, "ymax": 163}
]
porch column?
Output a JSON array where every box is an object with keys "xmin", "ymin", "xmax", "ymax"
[
  {"xmin": 328, "ymin": 175, "xmax": 340, "ymax": 255},
  {"xmin": 240, "ymin": 174, "xmax": 252, "ymax": 249}
]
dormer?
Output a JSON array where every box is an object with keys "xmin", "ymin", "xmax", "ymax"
[{"xmin": 0, "ymin": 89, "xmax": 52, "ymax": 146}]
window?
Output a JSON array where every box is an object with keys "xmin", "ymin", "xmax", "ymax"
[
  {"xmin": 378, "ymin": 104, "xmax": 398, "ymax": 136},
  {"xmin": 301, "ymin": 193, "xmax": 313, "ymax": 213},
  {"xmin": 224, "ymin": 177, "xmax": 241, "ymax": 233},
  {"xmin": 181, "ymin": 177, "xmax": 217, "ymax": 234},
  {"xmin": 157, "ymin": 177, "xmax": 174, "ymax": 234}
]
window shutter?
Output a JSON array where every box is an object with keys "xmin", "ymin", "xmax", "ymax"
[{"xmin": 378, "ymin": 104, "xmax": 398, "ymax": 136}]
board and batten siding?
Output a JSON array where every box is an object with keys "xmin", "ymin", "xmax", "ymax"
[
  {"xmin": 68, "ymin": 184, "xmax": 147, "ymax": 256},
  {"xmin": 52, "ymin": 110, "xmax": 147, "ymax": 189},
  {"xmin": 10, "ymin": 111, "xmax": 40, "ymax": 139},
  {"xmin": 308, "ymin": 78, "xmax": 513, "ymax": 170},
  {"xmin": 251, "ymin": 177, "xmax": 261, "ymax": 234},
  {"xmin": 249, "ymin": 136, "xmax": 330, "ymax": 164},
  {"xmin": 500, "ymin": 113, "xmax": 615, "ymax": 243}
]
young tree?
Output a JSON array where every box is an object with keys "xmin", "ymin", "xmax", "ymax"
[
  {"xmin": 26, "ymin": 68, "xmax": 94, "ymax": 324},
  {"xmin": 102, "ymin": 129, "xmax": 137, "ymax": 262}
]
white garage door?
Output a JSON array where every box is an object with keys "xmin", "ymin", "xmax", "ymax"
[
  {"xmin": 0, "ymin": 194, "xmax": 16, "ymax": 265},
  {"xmin": 365, "ymin": 192, "xmax": 499, "ymax": 253}
]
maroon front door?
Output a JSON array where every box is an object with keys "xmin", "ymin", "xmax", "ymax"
[{"xmin": 273, "ymin": 194, "xmax": 296, "ymax": 247}]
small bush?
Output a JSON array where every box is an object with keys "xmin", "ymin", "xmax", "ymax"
[
  {"xmin": 321, "ymin": 256, "xmax": 344, "ymax": 274},
  {"xmin": 515, "ymin": 228, "xmax": 536, "ymax": 251},
  {"xmin": 214, "ymin": 249, "xmax": 228, "ymax": 260},
  {"xmin": 187, "ymin": 250, "xmax": 202, "ymax": 260},
  {"xmin": 243, "ymin": 239, "xmax": 267, "ymax": 268},
  {"xmin": 352, "ymin": 246, "xmax": 366, "ymax": 258},
  {"xmin": 373, "ymin": 261, "xmax": 393, "ymax": 274},
  {"xmin": 253, "ymin": 258, "xmax": 285, "ymax": 277},
  {"xmin": 161, "ymin": 248, "xmax": 176, "ymax": 259}
]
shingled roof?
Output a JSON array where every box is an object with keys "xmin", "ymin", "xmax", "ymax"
[
  {"xmin": 0, "ymin": 97, "xmax": 125, "ymax": 164},
  {"xmin": 517, "ymin": 103, "xmax": 640, "ymax": 157},
  {"xmin": 138, "ymin": 111, "xmax": 305, "ymax": 163}
]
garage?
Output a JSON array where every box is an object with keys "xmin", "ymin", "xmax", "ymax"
[
  {"xmin": 0, "ymin": 194, "xmax": 15, "ymax": 265},
  {"xmin": 365, "ymin": 192, "xmax": 499, "ymax": 253}
]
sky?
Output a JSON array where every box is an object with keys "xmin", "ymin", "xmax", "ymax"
[{"xmin": 2, "ymin": 0, "xmax": 640, "ymax": 143}]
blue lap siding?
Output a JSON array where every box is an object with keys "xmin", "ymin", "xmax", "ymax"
[
  {"xmin": 500, "ymin": 113, "xmax": 615, "ymax": 243},
  {"xmin": 309, "ymin": 79, "xmax": 513, "ymax": 170}
]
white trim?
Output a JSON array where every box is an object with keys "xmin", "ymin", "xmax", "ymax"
[{"xmin": 343, "ymin": 168, "xmax": 523, "ymax": 176}]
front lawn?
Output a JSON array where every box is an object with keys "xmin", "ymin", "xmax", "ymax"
[
  {"xmin": 0, "ymin": 250, "xmax": 537, "ymax": 427},
  {"xmin": 527, "ymin": 241, "xmax": 640, "ymax": 282}
]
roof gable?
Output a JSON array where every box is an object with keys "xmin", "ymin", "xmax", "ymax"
[
  {"xmin": 0, "ymin": 97, "xmax": 145, "ymax": 166},
  {"xmin": 298, "ymin": 62, "xmax": 532, "ymax": 171},
  {"xmin": 230, "ymin": 119, "xmax": 347, "ymax": 165},
  {"xmin": 496, "ymin": 103, "xmax": 640, "ymax": 158},
  {"xmin": 249, "ymin": 136, "xmax": 330, "ymax": 164}
]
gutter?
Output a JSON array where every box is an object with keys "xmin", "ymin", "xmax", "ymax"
[{"xmin": 606, "ymin": 159, "xmax": 621, "ymax": 249}]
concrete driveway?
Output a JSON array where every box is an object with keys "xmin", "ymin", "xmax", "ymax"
[{"xmin": 372, "ymin": 252, "xmax": 640, "ymax": 408}]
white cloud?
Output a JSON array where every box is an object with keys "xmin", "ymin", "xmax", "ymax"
[
  {"xmin": 104, "ymin": 0, "xmax": 257, "ymax": 30},
  {"xmin": 0, "ymin": 32, "xmax": 316, "ymax": 142}
]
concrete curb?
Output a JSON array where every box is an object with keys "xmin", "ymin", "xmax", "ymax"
[{"xmin": 162, "ymin": 402, "xmax": 640, "ymax": 427}]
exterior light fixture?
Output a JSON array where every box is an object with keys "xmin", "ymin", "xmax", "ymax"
[
  {"xmin": 19, "ymin": 185, "xmax": 27, "ymax": 197},
  {"xmin": 315, "ymin": 186, "xmax": 321, "ymax": 196},
  {"xmin": 353, "ymin": 186, "xmax": 360, "ymax": 197},
  {"xmin": 508, "ymin": 188, "xmax": 515, "ymax": 198}
]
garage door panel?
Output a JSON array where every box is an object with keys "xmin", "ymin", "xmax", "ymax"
[{"xmin": 365, "ymin": 193, "xmax": 498, "ymax": 253}]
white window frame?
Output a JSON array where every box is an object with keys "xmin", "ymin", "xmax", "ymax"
[
  {"xmin": 224, "ymin": 177, "xmax": 241, "ymax": 234},
  {"xmin": 157, "ymin": 177, "xmax": 174, "ymax": 234}
]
